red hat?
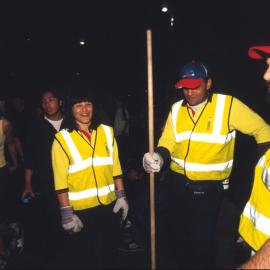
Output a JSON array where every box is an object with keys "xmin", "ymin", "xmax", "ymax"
[{"xmin": 248, "ymin": 46, "xmax": 270, "ymax": 59}]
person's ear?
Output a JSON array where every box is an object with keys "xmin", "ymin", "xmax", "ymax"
[{"xmin": 206, "ymin": 78, "xmax": 212, "ymax": 90}]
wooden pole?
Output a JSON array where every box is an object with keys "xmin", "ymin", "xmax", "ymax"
[{"xmin": 146, "ymin": 29, "xmax": 156, "ymax": 270}]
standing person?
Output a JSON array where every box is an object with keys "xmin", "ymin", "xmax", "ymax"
[
  {"xmin": 142, "ymin": 61, "xmax": 270, "ymax": 268},
  {"xmin": 0, "ymin": 102, "xmax": 17, "ymax": 268},
  {"xmin": 238, "ymin": 46, "xmax": 270, "ymax": 269},
  {"xmin": 21, "ymin": 87, "xmax": 66, "ymax": 267},
  {"xmin": 51, "ymin": 88, "xmax": 129, "ymax": 268}
]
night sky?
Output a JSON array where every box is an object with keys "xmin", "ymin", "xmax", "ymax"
[{"xmin": 0, "ymin": 0, "xmax": 270, "ymax": 118}]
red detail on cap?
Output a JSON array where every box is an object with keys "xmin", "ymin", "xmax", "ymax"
[
  {"xmin": 175, "ymin": 78, "xmax": 204, "ymax": 89},
  {"xmin": 248, "ymin": 46, "xmax": 270, "ymax": 59}
]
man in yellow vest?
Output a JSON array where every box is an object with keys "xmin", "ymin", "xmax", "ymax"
[
  {"xmin": 238, "ymin": 46, "xmax": 270, "ymax": 269},
  {"xmin": 143, "ymin": 61, "xmax": 270, "ymax": 268}
]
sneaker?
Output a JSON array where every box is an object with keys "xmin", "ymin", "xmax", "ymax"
[{"xmin": 118, "ymin": 241, "xmax": 145, "ymax": 252}]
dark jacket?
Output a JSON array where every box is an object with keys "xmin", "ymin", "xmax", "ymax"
[{"xmin": 24, "ymin": 116, "xmax": 67, "ymax": 197}]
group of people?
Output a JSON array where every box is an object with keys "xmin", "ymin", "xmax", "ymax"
[{"xmin": 1, "ymin": 42, "xmax": 270, "ymax": 269}]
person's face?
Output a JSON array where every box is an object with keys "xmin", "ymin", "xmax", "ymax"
[
  {"xmin": 182, "ymin": 78, "xmax": 212, "ymax": 106},
  {"xmin": 72, "ymin": 101, "xmax": 93, "ymax": 128},
  {"xmin": 41, "ymin": 91, "xmax": 61, "ymax": 117},
  {"xmin": 263, "ymin": 58, "xmax": 270, "ymax": 92}
]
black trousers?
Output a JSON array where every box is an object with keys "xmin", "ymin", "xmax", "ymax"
[
  {"xmin": 61, "ymin": 202, "xmax": 120, "ymax": 269},
  {"xmin": 164, "ymin": 170, "xmax": 224, "ymax": 269}
]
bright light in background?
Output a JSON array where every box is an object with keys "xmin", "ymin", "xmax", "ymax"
[
  {"xmin": 170, "ymin": 16, "xmax": 175, "ymax": 27},
  {"xmin": 161, "ymin": 3, "xmax": 168, "ymax": 13},
  {"xmin": 79, "ymin": 39, "xmax": 86, "ymax": 46}
]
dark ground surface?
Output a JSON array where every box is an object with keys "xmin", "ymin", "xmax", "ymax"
[{"xmin": 5, "ymin": 197, "xmax": 250, "ymax": 269}]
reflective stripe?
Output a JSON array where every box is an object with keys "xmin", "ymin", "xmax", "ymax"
[
  {"xmin": 242, "ymin": 201, "xmax": 270, "ymax": 237},
  {"xmin": 212, "ymin": 94, "xmax": 225, "ymax": 135},
  {"xmin": 61, "ymin": 130, "xmax": 82, "ymax": 163},
  {"xmin": 257, "ymin": 155, "xmax": 265, "ymax": 167},
  {"xmin": 171, "ymin": 157, "xmax": 233, "ymax": 172},
  {"xmin": 101, "ymin": 124, "xmax": 113, "ymax": 157},
  {"xmin": 69, "ymin": 184, "xmax": 115, "ymax": 200},
  {"xmin": 60, "ymin": 126, "xmax": 114, "ymax": 174},
  {"xmin": 172, "ymin": 95, "xmax": 234, "ymax": 144},
  {"xmin": 171, "ymin": 100, "xmax": 183, "ymax": 139},
  {"xmin": 68, "ymin": 156, "xmax": 113, "ymax": 173},
  {"xmin": 175, "ymin": 130, "xmax": 236, "ymax": 144}
]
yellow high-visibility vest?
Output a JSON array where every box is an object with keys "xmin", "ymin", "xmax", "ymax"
[
  {"xmin": 54, "ymin": 124, "xmax": 117, "ymax": 210},
  {"xmin": 169, "ymin": 93, "xmax": 235, "ymax": 181},
  {"xmin": 239, "ymin": 149, "xmax": 270, "ymax": 251}
]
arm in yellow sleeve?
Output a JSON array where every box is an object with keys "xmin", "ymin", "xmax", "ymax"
[
  {"xmin": 51, "ymin": 139, "xmax": 70, "ymax": 191},
  {"xmin": 230, "ymin": 97, "xmax": 270, "ymax": 144}
]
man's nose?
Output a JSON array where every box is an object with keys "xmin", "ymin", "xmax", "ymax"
[{"xmin": 185, "ymin": 89, "xmax": 193, "ymax": 96}]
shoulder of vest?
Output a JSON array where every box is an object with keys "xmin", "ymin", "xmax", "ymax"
[
  {"xmin": 58, "ymin": 128, "xmax": 70, "ymax": 134},
  {"xmin": 213, "ymin": 93, "xmax": 233, "ymax": 99},
  {"xmin": 99, "ymin": 123, "xmax": 112, "ymax": 129},
  {"xmin": 101, "ymin": 124, "xmax": 114, "ymax": 136},
  {"xmin": 56, "ymin": 128, "xmax": 74, "ymax": 138},
  {"xmin": 171, "ymin": 100, "xmax": 184, "ymax": 109}
]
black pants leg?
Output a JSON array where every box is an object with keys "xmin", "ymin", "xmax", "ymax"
[
  {"xmin": 167, "ymin": 171, "xmax": 224, "ymax": 269},
  {"xmin": 62, "ymin": 202, "xmax": 120, "ymax": 269}
]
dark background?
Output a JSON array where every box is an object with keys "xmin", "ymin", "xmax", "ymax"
[
  {"xmin": 1, "ymin": 2, "xmax": 270, "ymax": 267},
  {"xmin": 1, "ymin": 2, "xmax": 270, "ymax": 200},
  {"xmin": 0, "ymin": 0, "xmax": 269, "ymax": 108}
]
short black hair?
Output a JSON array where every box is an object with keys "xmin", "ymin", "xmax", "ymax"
[
  {"xmin": 39, "ymin": 85, "xmax": 63, "ymax": 102},
  {"xmin": 64, "ymin": 85, "xmax": 100, "ymax": 131}
]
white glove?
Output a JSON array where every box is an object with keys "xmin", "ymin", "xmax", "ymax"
[
  {"xmin": 113, "ymin": 190, "xmax": 129, "ymax": 221},
  {"xmin": 60, "ymin": 206, "xmax": 83, "ymax": 234},
  {"xmin": 143, "ymin": 152, "xmax": 164, "ymax": 173}
]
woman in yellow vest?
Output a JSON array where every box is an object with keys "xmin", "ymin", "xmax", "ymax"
[
  {"xmin": 143, "ymin": 61, "xmax": 270, "ymax": 268},
  {"xmin": 51, "ymin": 88, "xmax": 128, "ymax": 268}
]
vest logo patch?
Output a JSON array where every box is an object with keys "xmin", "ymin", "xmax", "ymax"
[{"xmin": 206, "ymin": 117, "xmax": 213, "ymax": 131}]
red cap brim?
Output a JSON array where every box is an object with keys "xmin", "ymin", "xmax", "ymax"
[
  {"xmin": 248, "ymin": 46, "xmax": 270, "ymax": 59},
  {"xmin": 175, "ymin": 78, "xmax": 204, "ymax": 89}
]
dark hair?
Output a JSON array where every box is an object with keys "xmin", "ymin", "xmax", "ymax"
[
  {"xmin": 64, "ymin": 86, "xmax": 101, "ymax": 132},
  {"xmin": 39, "ymin": 87, "xmax": 63, "ymax": 102}
]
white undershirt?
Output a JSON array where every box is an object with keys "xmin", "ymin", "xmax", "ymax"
[
  {"xmin": 188, "ymin": 99, "xmax": 207, "ymax": 113},
  {"xmin": 44, "ymin": 116, "xmax": 63, "ymax": 131}
]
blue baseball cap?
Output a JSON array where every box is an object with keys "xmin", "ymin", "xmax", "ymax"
[{"xmin": 175, "ymin": 61, "xmax": 209, "ymax": 89}]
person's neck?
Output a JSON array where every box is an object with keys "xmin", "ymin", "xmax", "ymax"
[
  {"xmin": 78, "ymin": 123, "xmax": 91, "ymax": 132},
  {"xmin": 45, "ymin": 111, "xmax": 63, "ymax": 121}
]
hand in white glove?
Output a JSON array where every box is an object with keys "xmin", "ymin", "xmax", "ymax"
[
  {"xmin": 113, "ymin": 190, "xmax": 129, "ymax": 221},
  {"xmin": 60, "ymin": 206, "xmax": 83, "ymax": 234},
  {"xmin": 143, "ymin": 152, "xmax": 164, "ymax": 173}
]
